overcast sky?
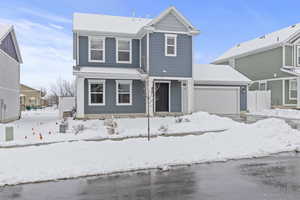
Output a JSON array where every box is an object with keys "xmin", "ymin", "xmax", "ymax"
[{"xmin": 1, "ymin": 0, "xmax": 300, "ymax": 89}]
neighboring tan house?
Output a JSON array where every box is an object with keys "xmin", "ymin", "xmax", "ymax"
[
  {"xmin": 20, "ymin": 84, "xmax": 45, "ymax": 110},
  {"xmin": 0, "ymin": 23, "xmax": 22, "ymax": 123},
  {"xmin": 213, "ymin": 23, "xmax": 300, "ymax": 108},
  {"xmin": 73, "ymin": 7, "xmax": 200, "ymax": 118}
]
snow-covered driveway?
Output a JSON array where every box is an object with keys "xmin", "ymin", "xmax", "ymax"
[{"xmin": 0, "ymin": 117, "xmax": 300, "ymax": 186}]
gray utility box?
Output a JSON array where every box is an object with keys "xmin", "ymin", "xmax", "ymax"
[{"xmin": 5, "ymin": 126, "xmax": 14, "ymax": 141}]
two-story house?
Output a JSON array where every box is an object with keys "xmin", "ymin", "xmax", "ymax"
[
  {"xmin": 0, "ymin": 23, "xmax": 22, "ymax": 123},
  {"xmin": 213, "ymin": 23, "xmax": 300, "ymax": 108},
  {"xmin": 73, "ymin": 7, "xmax": 199, "ymax": 118}
]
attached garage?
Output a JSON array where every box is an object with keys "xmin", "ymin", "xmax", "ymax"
[
  {"xmin": 189, "ymin": 64, "xmax": 251, "ymax": 114},
  {"xmin": 194, "ymin": 86, "xmax": 240, "ymax": 114}
]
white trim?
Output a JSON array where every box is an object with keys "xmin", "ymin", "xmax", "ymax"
[
  {"xmin": 88, "ymin": 79, "xmax": 105, "ymax": 106},
  {"xmin": 154, "ymin": 80, "xmax": 171, "ymax": 113},
  {"xmin": 0, "ymin": 48, "xmax": 20, "ymax": 65},
  {"xmin": 297, "ymin": 45, "xmax": 300, "ymax": 66},
  {"xmin": 165, "ymin": 34, "xmax": 177, "ymax": 57},
  {"xmin": 139, "ymin": 38, "xmax": 141, "ymax": 68},
  {"xmin": 153, "ymin": 29, "xmax": 192, "ymax": 35},
  {"xmin": 76, "ymin": 33, "xmax": 79, "ymax": 65},
  {"xmin": 116, "ymin": 80, "xmax": 132, "ymax": 106},
  {"xmin": 116, "ymin": 38, "xmax": 132, "ymax": 64},
  {"xmin": 289, "ymin": 79, "xmax": 297, "ymax": 100},
  {"xmin": 282, "ymin": 79, "xmax": 285, "ymax": 105},
  {"xmin": 150, "ymin": 76, "xmax": 192, "ymax": 81},
  {"xmin": 283, "ymin": 45, "xmax": 286, "ymax": 67},
  {"xmin": 88, "ymin": 36, "xmax": 105, "ymax": 63},
  {"xmin": 253, "ymin": 76, "xmax": 297, "ymax": 83}
]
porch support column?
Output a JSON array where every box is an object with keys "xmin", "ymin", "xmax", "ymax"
[
  {"xmin": 76, "ymin": 77, "xmax": 85, "ymax": 118},
  {"xmin": 297, "ymin": 76, "xmax": 300, "ymax": 109},
  {"xmin": 146, "ymin": 77, "xmax": 154, "ymax": 116},
  {"xmin": 187, "ymin": 79, "xmax": 194, "ymax": 113}
]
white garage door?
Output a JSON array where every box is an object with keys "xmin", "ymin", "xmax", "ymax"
[{"xmin": 194, "ymin": 86, "xmax": 240, "ymax": 114}]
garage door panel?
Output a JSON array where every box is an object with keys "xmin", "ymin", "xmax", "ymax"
[{"xmin": 194, "ymin": 87, "xmax": 240, "ymax": 114}]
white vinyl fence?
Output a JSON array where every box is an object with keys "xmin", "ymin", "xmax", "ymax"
[
  {"xmin": 247, "ymin": 90, "xmax": 271, "ymax": 112},
  {"xmin": 58, "ymin": 97, "xmax": 75, "ymax": 118}
]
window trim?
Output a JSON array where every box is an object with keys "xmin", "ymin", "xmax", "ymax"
[
  {"xmin": 297, "ymin": 46, "xmax": 300, "ymax": 66},
  {"xmin": 116, "ymin": 80, "xmax": 132, "ymax": 106},
  {"xmin": 259, "ymin": 81, "xmax": 267, "ymax": 91},
  {"xmin": 88, "ymin": 80, "xmax": 105, "ymax": 106},
  {"xmin": 116, "ymin": 38, "xmax": 132, "ymax": 64},
  {"xmin": 165, "ymin": 34, "xmax": 177, "ymax": 57},
  {"xmin": 289, "ymin": 79, "xmax": 297, "ymax": 100},
  {"xmin": 88, "ymin": 36, "xmax": 105, "ymax": 63}
]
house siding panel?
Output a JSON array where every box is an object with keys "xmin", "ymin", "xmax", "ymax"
[
  {"xmin": 154, "ymin": 13, "xmax": 188, "ymax": 32},
  {"xmin": 170, "ymin": 80, "xmax": 182, "ymax": 112},
  {"xmin": 141, "ymin": 35, "xmax": 147, "ymax": 72},
  {"xmin": 235, "ymin": 47, "xmax": 292, "ymax": 81},
  {"xmin": 285, "ymin": 46, "xmax": 293, "ymax": 66},
  {"xmin": 0, "ymin": 33, "xmax": 18, "ymax": 62},
  {"xmin": 84, "ymin": 79, "xmax": 145, "ymax": 114},
  {"xmin": 149, "ymin": 32, "xmax": 192, "ymax": 77},
  {"xmin": 79, "ymin": 36, "xmax": 140, "ymax": 68},
  {"xmin": 267, "ymin": 80, "xmax": 283, "ymax": 106}
]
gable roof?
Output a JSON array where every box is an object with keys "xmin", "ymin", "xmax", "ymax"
[
  {"xmin": 73, "ymin": 6, "xmax": 199, "ymax": 36},
  {"xmin": 20, "ymin": 84, "xmax": 41, "ymax": 92},
  {"xmin": 193, "ymin": 64, "xmax": 251, "ymax": 85},
  {"xmin": 214, "ymin": 23, "xmax": 300, "ymax": 63},
  {"xmin": 0, "ymin": 23, "xmax": 23, "ymax": 63}
]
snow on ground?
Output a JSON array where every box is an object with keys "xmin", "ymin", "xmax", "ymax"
[
  {"xmin": 250, "ymin": 109, "xmax": 300, "ymax": 119},
  {"xmin": 0, "ymin": 108, "xmax": 239, "ymax": 146},
  {"xmin": 0, "ymin": 117, "xmax": 300, "ymax": 186}
]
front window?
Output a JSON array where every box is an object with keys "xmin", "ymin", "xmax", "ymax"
[
  {"xmin": 89, "ymin": 37, "xmax": 105, "ymax": 62},
  {"xmin": 88, "ymin": 80, "xmax": 105, "ymax": 105},
  {"xmin": 116, "ymin": 80, "xmax": 132, "ymax": 105},
  {"xmin": 289, "ymin": 79, "xmax": 297, "ymax": 100},
  {"xmin": 117, "ymin": 39, "xmax": 131, "ymax": 63},
  {"xmin": 259, "ymin": 81, "xmax": 267, "ymax": 91},
  {"xmin": 165, "ymin": 34, "xmax": 177, "ymax": 56}
]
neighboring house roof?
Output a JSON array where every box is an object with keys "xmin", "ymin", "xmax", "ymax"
[
  {"xmin": 73, "ymin": 6, "xmax": 199, "ymax": 36},
  {"xmin": 193, "ymin": 64, "xmax": 251, "ymax": 85},
  {"xmin": 73, "ymin": 67, "xmax": 147, "ymax": 80},
  {"xmin": 20, "ymin": 84, "xmax": 41, "ymax": 93},
  {"xmin": 0, "ymin": 23, "xmax": 23, "ymax": 63},
  {"xmin": 214, "ymin": 23, "xmax": 300, "ymax": 63}
]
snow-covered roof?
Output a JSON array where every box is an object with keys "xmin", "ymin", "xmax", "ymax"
[
  {"xmin": 193, "ymin": 64, "xmax": 251, "ymax": 85},
  {"xmin": 73, "ymin": 6, "xmax": 199, "ymax": 36},
  {"xmin": 0, "ymin": 23, "xmax": 12, "ymax": 42},
  {"xmin": 73, "ymin": 13, "xmax": 152, "ymax": 35},
  {"xmin": 214, "ymin": 23, "xmax": 300, "ymax": 63},
  {"xmin": 73, "ymin": 67, "xmax": 146, "ymax": 80}
]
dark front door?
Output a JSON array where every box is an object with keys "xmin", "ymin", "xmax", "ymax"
[{"xmin": 155, "ymin": 82, "xmax": 169, "ymax": 112}]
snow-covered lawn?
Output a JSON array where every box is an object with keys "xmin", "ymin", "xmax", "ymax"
[
  {"xmin": 250, "ymin": 109, "xmax": 300, "ymax": 119},
  {"xmin": 0, "ymin": 117, "xmax": 300, "ymax": 186},
  {"xmin": 0, "ymin": 108, "xmax": 238, "ymax": 147}
]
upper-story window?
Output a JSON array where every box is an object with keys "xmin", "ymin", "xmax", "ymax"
[
  {"xmin": 116, "ymin": 39, "xmax": 131, "ymax": 63},
  {"xmin": 165, "ymin": 34, "xmax": 177, "ymax": 57},
  {"xmin": 89, "ymin": 36, "xmax": 105, "ymax": 62},
  {"xmin": 297, "ymin": 46, "xmax": 300, "ymax": 66}
]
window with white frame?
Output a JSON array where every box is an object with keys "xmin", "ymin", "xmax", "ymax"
[
  {"xmin": 89, "ymin": 37, "xmax": 105, "ymax": 62},
  {"xmin": 165, "ymin": 34, "xmax": 177, "ymax": 56},
  {"xmin": 297, "ymin": 46, "xmax": 300, "ymax": 66},
  {"xmin": 88, "ymin": 80, "xmax": 105, "ymax": 105},
  {"xmin": 117, "ymin": 39, "xmax": 131, "ymax": 63},
  {"xmin": 116, "ymin": 80, "xmax": 132, "ymax": 105},
  {"xmin": 289, "ymin": 79, "xmax": 297, "ymax": 100},
  {"xmin": 259, "ymin": 81, "xmax": 267, "ymax": 91}
]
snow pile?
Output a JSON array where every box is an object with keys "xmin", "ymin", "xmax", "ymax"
[
  {"xmin": 0, "ymin": 110, "xmax": 239, "ymax": 146},
  {"xmin": 251, "ymin": 109, "xmax": 300, "ymax": 119},
  {"xmin": 0, "ymin": 118, "xmax": 299, "ymax": 186}
]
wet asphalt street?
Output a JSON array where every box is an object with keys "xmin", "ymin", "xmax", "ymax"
[{"xmin": 1, "ymin": 153, "xmax": 300, "ymax": 200}]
